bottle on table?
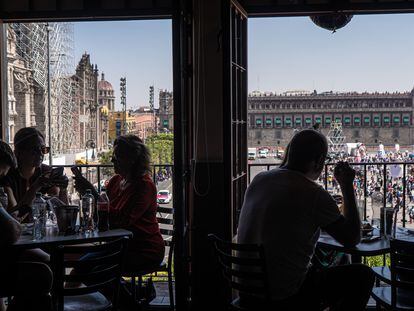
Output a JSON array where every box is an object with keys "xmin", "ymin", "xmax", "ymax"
[
  {"xmin": 97, "ymin": 190, "xmax": 110, "ymax": 232},
  {"xmin": 32, "ymin": 192, "xmax": 47, "ymax": 240},
  {"xmin": 81, "ymin": 189, "xmax": 95, "ymax": 233},
  {"xmin": 0, "ymin": 187, "xmax": 8, "ymax": 209}
]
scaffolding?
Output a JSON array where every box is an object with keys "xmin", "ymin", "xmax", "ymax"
[
  {"xmin": 10, "ymin": 22, "xmax": 75, "ymax": 155},
  {"xmin": 327, "ymin": 121, "xmax": 346, "ymax": 153}
]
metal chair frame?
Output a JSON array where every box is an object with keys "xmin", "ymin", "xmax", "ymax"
[
  {"xmin": 51, "ymin": 237, "xmax": 129, "ymax": 311},
  {"xmin": 123, "ymin": 205, "xmax": 175, "ymax": 310},
  {"xmin": 372, "ymin": 239, "xmax": 414, "ymax": 310},
  {"xmin": 208, "ymin": 234, "xmax": 270, "ymax": 310}
]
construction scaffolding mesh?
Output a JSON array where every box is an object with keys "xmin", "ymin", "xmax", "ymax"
[
  {"xmin": 10, "ymin": 22, "xmax": 76, "ymax": 155},
  {"xmin": 327, "ymin": 121, "xmax": 346, "ymax": 153}
]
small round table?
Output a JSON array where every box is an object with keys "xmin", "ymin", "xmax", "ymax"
[
  {"xmin": 317, "ymin": 227, "xmax": 414, "ymax": 257},
  {"xmin": 317, "ymin": 231, "xmax": 390, "ymax": 257}
]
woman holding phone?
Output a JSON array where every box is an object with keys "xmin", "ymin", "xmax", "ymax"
[
  {"xmin": 1, "ymin": 127, "xmax": 69, "ymax": 220},
  {"xmin": 73, "ymin": 135, "xmax": 165, "ymax": 270}
]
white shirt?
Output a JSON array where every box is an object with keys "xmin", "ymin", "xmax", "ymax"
[{"xmin": 237, "ymin": 168, "xmax": 340, "ymax": 301}]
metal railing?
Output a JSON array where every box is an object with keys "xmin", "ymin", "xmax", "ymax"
[
  {"xmin": 248, "ymin": 162, "xmax": 414, "ymax": 228},
  {"xmin": 49, "ymin": 164, "xmax": 174, "ymax": 205}
]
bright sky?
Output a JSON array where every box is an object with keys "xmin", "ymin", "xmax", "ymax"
[
  {"xmin": 74, "ymin": 14, "xmax": 414, "ymax": 109},
  {"xmin": 74, "ymin": 20, "xmax": 172, "ymax": 110},
  {"xmin": 249, "ymin": 14, "xmax": 414, "ymax": 94}
]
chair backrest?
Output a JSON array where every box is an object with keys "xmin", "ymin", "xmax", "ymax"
[
  {"xmin": 157, "ymin": 205, "xmax": 174, "ymax": 265},
  {"xmin": 208, "ymin": 234, "xmax": 270, "ymax": 303},
  {"xmin": 52, "ymin": 237, "xmax": 129, "ymax": 311},
  {"xmin": 390, "ymin": 238, "xmax": 414, "ymax": 305}
]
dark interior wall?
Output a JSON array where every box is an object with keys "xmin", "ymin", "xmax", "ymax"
[
  {"xmin": 192, "ymin": 0, "xmax": 223, "ymax": 160},
  {"xmin": 190, "ymin": 1, "xmax": 231, "ymax": 310},
  {"xmin": 0, "ymin": 23, "xmax": 5, "ymax": 140}
]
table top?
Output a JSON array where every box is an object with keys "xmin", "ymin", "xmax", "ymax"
[
  {"xmin": 13, "ymin": 227, "xmax": 133, "ymax": 249},
  {"xmin": 317, "ymin": 227, "xmax": 414, "ymax": 256}
]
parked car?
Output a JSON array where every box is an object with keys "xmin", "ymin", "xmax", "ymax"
[{"xmin": 157, "ymin": 190, "xmax": 172, "ymax": 204}]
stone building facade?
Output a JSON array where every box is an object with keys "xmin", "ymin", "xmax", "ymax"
[
  {"xmin": 108, "ymin": 110, "xmax": 135, "ymax": 142},
  {"xmin": 131, "ymin": 107, "xmax": 158, "ymax": 142},
  {"xmin": 97, "ymin": 72, "xmax": 114, "ymax": 150},
  {"xmin": 6, "ymin": 25, "xmax": 46, "ymax": 145},
  {"xmin": 71, "ymin": 53, "xmax": 99, "ymax": 151},
  {"xmin": 248, "ymin": 91, "xmax": 414, "ymax": 148}
]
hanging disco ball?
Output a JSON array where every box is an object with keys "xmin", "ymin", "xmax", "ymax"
[{"xmin": 310, "ymin": 14, "xmax": 353, "ymax": 33}]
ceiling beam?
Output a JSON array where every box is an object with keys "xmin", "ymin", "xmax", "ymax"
[
  {"xmin": 241, "ymin": 1, "xmax": 414, "ymax": 17},
  {"xmin": 0, "ymin": 0, "xmax": 173, "ymax": 22}
]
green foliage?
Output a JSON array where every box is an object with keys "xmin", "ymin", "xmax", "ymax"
[
  {"xmin": 146, "ymin": 133, "xmax": 174, "ymax": 166},
  {"xmin": 98, "ymin": 149, "xmax": 114, "ymax": 178},
  {"xmin": 365, "ymin": 254, "xmax": 390, "ymax": 267}
]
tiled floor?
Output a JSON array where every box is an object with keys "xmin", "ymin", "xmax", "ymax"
[{"xmin": 150, "ymin": 282, "xmax": 173, "ymax": 306}]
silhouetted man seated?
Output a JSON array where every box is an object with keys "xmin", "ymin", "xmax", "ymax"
[{"xmin": 237, "ymin": 129, "xmax": 374, "ymax": 310}]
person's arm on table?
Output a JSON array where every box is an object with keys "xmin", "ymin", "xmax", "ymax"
[
  {"xmin": 0, "ymin": 206, "xmax": 21, "ymax": 245},
  {"xmin": 324, "ymin": 162, "xmax": 361, "ymax": 248}
]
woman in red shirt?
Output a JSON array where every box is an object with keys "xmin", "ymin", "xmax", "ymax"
[{"xmin": 74, "ymin": 135, "xmax": 165, "ymax": 269}]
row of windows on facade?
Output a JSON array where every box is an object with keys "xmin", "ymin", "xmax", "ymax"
[
  {"xmin": 251, "ymin": 115, "xmax": 411, "ymax": 127},
  {"xmin": 248, "ymin": 101, "xmax": 411, "ymax": 110},
  {"xmin": 258, "ymin": 129, "xmax": 400, "ymax": 141}
]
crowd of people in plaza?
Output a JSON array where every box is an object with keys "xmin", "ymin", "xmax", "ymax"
[
  {"xmin": 0, "ymin": 127, "xmax": 164, "ymax": 310},
  {"xmin": 319, "ymin": 145, "xmax": 414, "ymax": 225}
]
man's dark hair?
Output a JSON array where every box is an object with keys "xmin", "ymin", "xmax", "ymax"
[
  {"xmin": 14, "ymin": 127, "xmax": 44, "ymax": 149},
  {"xmin": 286, "ymin": 129, "xmax": 328, "ymax": 171},
  {"xmin": 0, "ymin": 141, "xmax": 17, "ymax": 168}
]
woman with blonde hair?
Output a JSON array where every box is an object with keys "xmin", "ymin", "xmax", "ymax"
[{"xmin": 74, "ymin": 135, "xmax": 165, "ymax": 269}]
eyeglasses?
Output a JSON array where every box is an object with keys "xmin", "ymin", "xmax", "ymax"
[{"xmin": 32, "ymin": 146, "xmax": 50, "ymax": 155}]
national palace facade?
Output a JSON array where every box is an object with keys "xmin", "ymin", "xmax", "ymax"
[{"xmin": 248, "ymin": 91, "xmax": 414, "ymax": 148}]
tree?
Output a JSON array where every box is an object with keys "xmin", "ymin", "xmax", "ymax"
[
  {"xmin": 98, "ymin": 149, "xmax": 114, "ymax": 179},
  {"xmin": 146, "ymin": 133, "xmax": 174, "ymax": 174}
]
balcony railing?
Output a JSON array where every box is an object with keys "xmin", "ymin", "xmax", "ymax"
[
  {"xmin": 49, "ymin": 164, "xmax": 174, "ymax": 206},
  {"xmin": 248, "ymin": 162, "xmax": 414, "ymax": 229}
]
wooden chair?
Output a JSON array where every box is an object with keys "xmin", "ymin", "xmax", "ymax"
[
  {"xmin": 51, "ymin": 237, "xmax": 129, "ymax": 311},
  {"xmin": 371, "ymin": 239, "xmax": 414, "ymax": 310},
  {"xmin": 208, "ymin": 234, "xmax": 270, "ymax": 310},
  {"xmin": 123, "ymin": 205, "xmax": 175, "ymax": 310}
]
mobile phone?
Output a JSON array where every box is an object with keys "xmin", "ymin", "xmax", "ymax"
[
  {"xmin": 50, "ymin": 167, "xmax": 64, "ymax": 178},
  {"xmin": 71, "ymin": 166, "xmax": 82, "ymax": 178}
]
